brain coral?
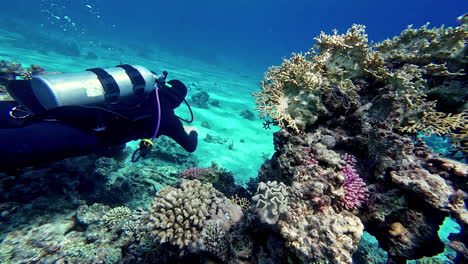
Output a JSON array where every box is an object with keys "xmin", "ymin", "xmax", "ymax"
[{"xmin": 252, "ymin": 181, "xmax": 289, "ymax": 224}]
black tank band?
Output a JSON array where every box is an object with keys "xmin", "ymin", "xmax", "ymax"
[
  {"xmin": 116, "ymin": 64, "xmax": 146, "ymax": 96},
  {"xmin": 86, "ymin": 68, "xmax": 120, "ymax": 104}
]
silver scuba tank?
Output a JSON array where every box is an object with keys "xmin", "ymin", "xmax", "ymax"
[{"xmin": 30, "ymin": 65, "xmax": 156, "ymax": 110}]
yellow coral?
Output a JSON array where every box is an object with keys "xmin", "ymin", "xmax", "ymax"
[
  {"xmin": 375, "ymin": 23, "xmax": 466, "ymax": 70},
  {"xmin": 253, "ymin": 53, "xmax": 326, "ymax": 133},
  {"xmin": 400, "ymin": 110, "xmax": 466, "ymax": 136},
  {"xmin": 254, "ymin": 23, "xmax": 466, "ymax": 135},
  {"xmin": 254, "ymin": 25, "xmax": 378, "ymax": 134},
  {"xmin": 230, "ymin": 194, "xmax": 250, "ymax": 212},
  {"xmin": 400, "ymin": 110, "xmax": 467, "ymax": 153},
  {"xmin": 450, "ymin": 127, "xmax": 468, "ymax": 153}
]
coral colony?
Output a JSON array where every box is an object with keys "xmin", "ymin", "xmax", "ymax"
[
  {"xmin": 340, "ymin": 154, "xmax": 369, "ymax": 211},
  {"xmin": 0, "ymin": 21, "xmax": 467, "ymax": 264}
]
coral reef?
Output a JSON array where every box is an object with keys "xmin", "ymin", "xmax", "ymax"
[
  {"xmin": 256, "ymin": 129, "xmax": 366, "ymax": 263},
  {"xmin": 102, "ymin": 206, "xmax": 133, "ymax": 231},
  {"xmin": 179, "ymin": 166, "xmax": 210, "ymax": 180},
  {"xmin": 0, "ymin": 203, "xmax": 141, "ymax": 264},
  {"xmin": 252, "ymin": 22, "xmax": 467, "ymax": 263},
  {"xmin": 253, "ymin": 23, "xmax": 466, "ymax": 152},
  {"xmin": 178, "ymin": 162, "xmax": 251, "ymax": 199},
  {"xmin": 230, "ymin": 194, "xmax": 251, "ymax": 212}
]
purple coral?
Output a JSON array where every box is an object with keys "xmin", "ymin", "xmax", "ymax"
[
  {"xmin": 179, "ymin": 167, "xmax": 208, "ymax": 179},
  {"xmin": 340, "ymin": 154, "xmax": 369, "ymax": 210},
  {"xmin": 303, "ymin": 146, "xmax": 318, "ymax": 165}
]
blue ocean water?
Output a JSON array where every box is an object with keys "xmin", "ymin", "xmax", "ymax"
[{"xmin": 1, "ymin": 0, "xmax": 464, "ymax": 77}]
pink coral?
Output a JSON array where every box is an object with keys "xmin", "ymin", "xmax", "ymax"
[
  {"xmin": 303, "ymin": 146, "xmax": 318, "ymax": 165},
  {"xmin": 340, "ymin": 154, "xmax": 369, "ymax": 210},
  {"xmin": 179, "ymin": 167, "xmax": 208, "ymax": 179}
]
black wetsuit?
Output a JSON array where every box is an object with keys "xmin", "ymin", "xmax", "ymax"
[{"xmin": 0, "ymin": 79, "xmax": 197, "ymax": 168}]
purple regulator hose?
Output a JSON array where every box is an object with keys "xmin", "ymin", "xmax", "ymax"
[{"xmin": 151, "ymin": 87, "xmax": 161, "ymax": 140}]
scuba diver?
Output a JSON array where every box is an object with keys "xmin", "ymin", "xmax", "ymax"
[{"xmin": 0, "ymin": 64, "xmax": 198, "ymax": 168}]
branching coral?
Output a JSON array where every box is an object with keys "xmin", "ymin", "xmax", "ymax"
[
  {"xmin": 340, "ymin": 154, "xmax": 369, "ymax": 210},
  {"xmin": 147, "ymin": 180, "xmax": 217, "ymax": 248},
  {"xmin": 400, "ymin": 110, "xmax": 466, "ymax": 136},
  {"xmin": 254, "ymin": 23, "xmax": 466, "ymax": 138},
  {"xmin": 253, "ymin": 53, "xmax": 326, "ymax": 133},
  {"xmin": 147, "ymin": 179, "xmax": 243, "ymax": 250},
  {"xmin": 400, "ymin": 110, "xmax": 467, "ymax": 153},
  {"xmin": 374, "ymin": 23, "xmax": 466, "ymax": 71},
  {"xmin": 253, "ymin": 25, "xmax": 386, "ymax": 134},
  {"xmin": 231, "ymin": 194, "xmax": 251, "ymax": 212}
]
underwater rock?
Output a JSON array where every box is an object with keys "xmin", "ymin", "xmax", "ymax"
[
  {"xmin": 203, "ymin": 133, "xmax": 233, "ymax": 145},
  {"xmin": 210, "ymin": 99, "xmax": 220, "ymax": 107},
  {"xmin": 240, "ymin": 109, "xmax": 256, "ymax": 120},
  {"xmin": 190, "ymin": 91, "xmax": 210, "ymax": 108},
  {"xmin": 147, "ymin": 136, "xmax": 199, "ymax": 167},
  {"xmin": 201, "ymin": 120, "xmax": 211, "ymax": 129},
  {"xmin": 0, "ymin": 203, "xmax": 134, "ymax": 264},
  {"xmin": 373, "ymin": 209, "xmax": 445, "ymax": 262}
]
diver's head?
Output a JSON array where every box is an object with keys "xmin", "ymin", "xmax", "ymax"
[{"xmin": 160, "ymin": 79, "xmax": 188, "ymax": 109}]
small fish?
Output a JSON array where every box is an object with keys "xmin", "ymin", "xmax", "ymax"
[{"xmin": 85, "ymin": 4, "xmax": 92, "ymax": 9}]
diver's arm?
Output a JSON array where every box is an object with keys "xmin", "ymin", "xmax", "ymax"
[{"xmin": 162, "ymin": 116, "xmax": 198, "ymax": 152}]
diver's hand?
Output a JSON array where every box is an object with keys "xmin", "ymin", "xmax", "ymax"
[{"xmin": 183, "ymin": 125, "xmax": 198, "ymax": 135}]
